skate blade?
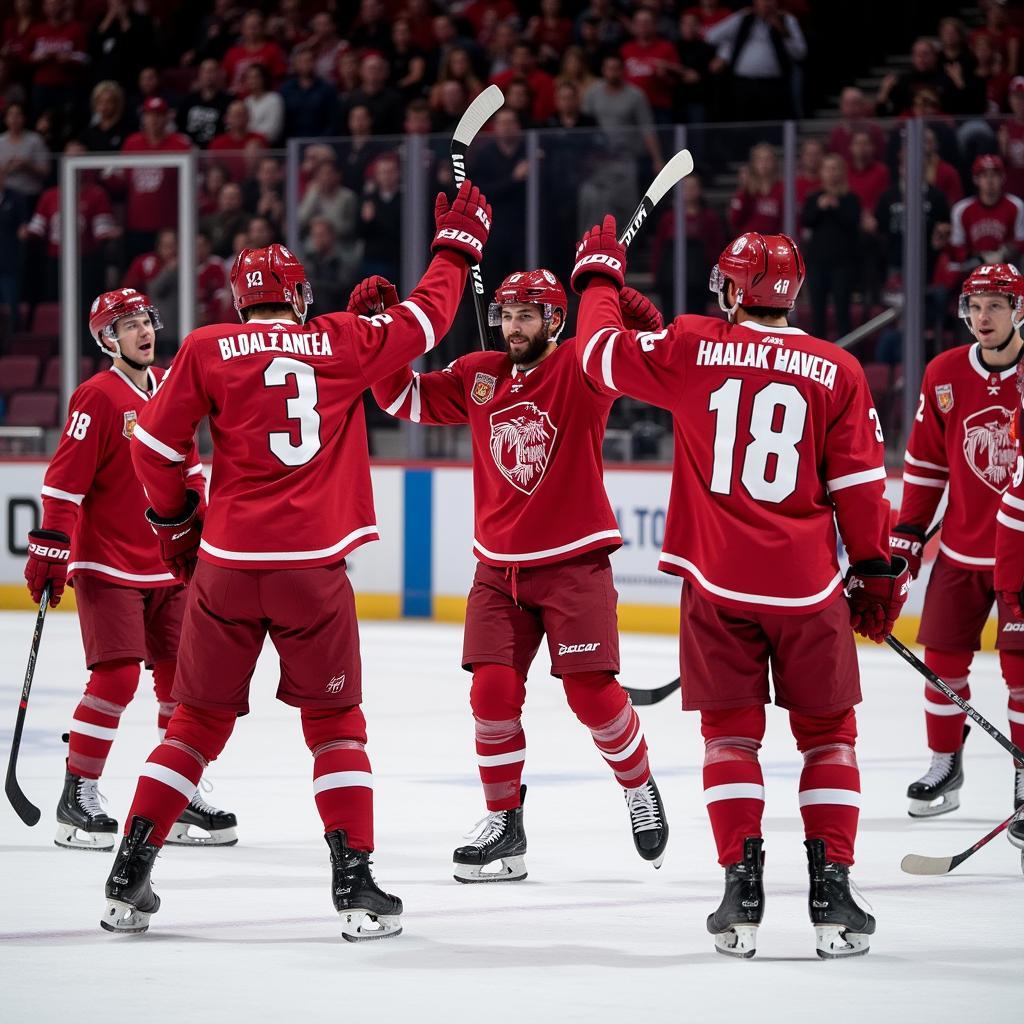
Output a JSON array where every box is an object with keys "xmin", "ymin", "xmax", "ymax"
[
  {"xmin": 54, "ymin": 822, "xmax": 115, "ymax": 851},
  {"xmin": 164, "ymin": 823, "xmax": 238, "ymax": 847},
  {"xmin": 453, "ymin": 855, "xmax": 527, "ymax": 883},
  {"xmin": 814, "ymin": 925, "xmax": 870, "ymax": 959},
  {"xmin": 339, "ymin": 910, "xmax": 402, "ymax": 942},
  {"xmin": 713, "ymin": 924, "xmax": 757, "ymax": 959},
  {"xmin": 100, "ymin": 898, "xmax": 153, "ymax": 934},
  {"xmin": 908, "ymin": 791, "xmax": 960, "ymax": 818}
]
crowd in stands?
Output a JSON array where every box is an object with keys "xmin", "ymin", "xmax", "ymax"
[{"xmin": 1, "ymin": 0, "xmax": 1024, "ymax": 452}]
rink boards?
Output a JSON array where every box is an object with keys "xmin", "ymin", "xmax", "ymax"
[{"xmin": 0, "ymin": 459, "xmax": 973, "ymax": 645}]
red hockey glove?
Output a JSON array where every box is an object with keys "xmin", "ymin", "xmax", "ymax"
[
  {"xmin": 845, "ymin": 556, "xmax": 910, "ymax": 643},
  {"xmin": 999, "ymin": 589, "xmax": 1024, "ymax": 619},
  {"xmin": 889, "ymin": 523, "xmax": 926, "ymax": 579},
  {"xmin": 620, "ymin": 286, "xmax": 663, "ymax": 332},
  {"xmin": 572, "ymin": 214, "xmax": 626, "ymax": 293},
  {"xmin": 347, "ymin": 275, "xmax": 399, "ymax": 316},
  {"xmin": 145, "ymin": 489, "xmax": 202, "ymax": 583},
  {"xmin": 431, "ymin": 180, "xmax": 492, "ymax": 265},
  {"xmin": 24, "ymin": 529, "xmax": 70, "ymax": 607}
]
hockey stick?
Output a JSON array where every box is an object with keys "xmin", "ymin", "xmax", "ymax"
[
  {"xmin": 450, "ymin": 84, "xmax": 504, "ymax": 351},
  {"xmin": 901, "ymin": 810, "xmax": 1019, "ymax": 875},
  {"xmin": 5, "ymin": 582, "xmax": 50, "ymax": 826},
  {"xmin": 617, "ymin": 148, "xmax": 694, "ymax": 249}
]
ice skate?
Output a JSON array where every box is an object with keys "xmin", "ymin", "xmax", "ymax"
[
  {"xmin": 1014, "ymin": 763, "xmax": 1024, "ymax": 813},
  {"xmin": 907, "ymin": 726, "xmax": 969, "ymax": 817},
  {"xmin": 1010, "ymin": 767, "xmax": 1024, "ymax": 871},
  {"xmin": 707, "ymin": 837, "xmax": 764, "ymax": 959},
  {"xmin": 165, "ymin": 780, "xmax": 238, "ymax": 846},
  {"xmin": 326, "ymin": 830, "xmax": 403, "ymax": 942},
  {"xmin": 624, "ymin": 775, "xmax": 668, "ymax": 868},
  {"xmin": 805, "ymin": 838, "xmax": 875, "ymax": 959},
  {"xmin": 55, "ymin": 769, "xmax": 117, "ymax": 851},
  {"xmin": 453, "ymin": 784, "xmax": 527, "ymax": 883},
  {"xmin": 101, "ymin": 816, "xmax": 161, "ymax": 934}
]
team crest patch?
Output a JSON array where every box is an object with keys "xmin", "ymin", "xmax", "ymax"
[
  {"xmin": 122, "ymin": 410, "xmax": 137, "ymax": 439},
  {"xmin": 935, "ymin": 383, "xmax": 954, "ymax": 413},
  {"xmin": 962, "ymin": 405, "xmax": 1015, "ymax": 492},
  {"xmin": 489, "ymin": 401, "xmax": 557, "ymax": 494},
  {"xmin": 472, "ymin": 372, "xmax": 497, "ymax": 405}
]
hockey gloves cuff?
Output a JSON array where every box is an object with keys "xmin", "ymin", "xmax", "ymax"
[
  {"xmin": 889, "ymin": 523, "xmax": 926, "ymax": 579},
  {"xmin": 620, "ymin": 286, "xmax": 664, "ymax": 332},
  {"xmin": 347, "ymin": 275, "xmax": 399, "ymax": 316},
  {"xmin": 845, "ymin": 556, "xmax": 910, "ymax": 643},
  {"xmin": 145, "ymin": 489, "xmax": 202, "ymax": 583},
  {"xmin": 572, "ymin": 214, "xmax": 626, "ymax": 293},
  {"xmin": 24, "ymin": 529, "xmax": 70, "ymax": 607},
  {"xmin": 431, "ymin": 180, "xmax": 492, "ymax": 265},
  {"xmin": 999, "ymin": 589, "xmax": 1024, "ymax": 619}
]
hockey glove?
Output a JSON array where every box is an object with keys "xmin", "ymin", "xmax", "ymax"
[
  {"xmin": 620, "ymin": 286, "xmax": 664, "ymax": 332},
  {"xmin": 572, "ymin": 214, "xmax": 626, "ymax": 293},
  {"xmin": 145, "ymin": 489, "xmax": 202, "ymax": 583},
  {"xmin": 889, "ymin": 523, "xmax": 926, "ymax": 579},
  {"xmin": 24, "ymin": 529, "xmax": 70, "ymax": 607},
  {"xmin": 431, "ymin": 180, "xmax": 492, "ymax": 265},
  {"xmin": 999, "ymin": 589, "xmax": 1024, "ymax": 620},
  {"xmin": 347, "ymin": 275, "xmax": 399, "ymax": 316},
  {"xmin": 845, "ymin": 556, "xmax": 910, "ymax": 643}
]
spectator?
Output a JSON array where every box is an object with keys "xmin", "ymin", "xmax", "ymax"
[
  {"xmin": 684, "ymin": 0, "xmax": 732, "ymax": 34},
  {"xmin": 876, "ymin": 37, "xmax": 947, "ymax": 117},
  {"xmin": 729, "ymin": 141, "xmax": 783, "ymax": 235},
  {"xmin": 972, "ymin": 31, "xmax": 1012, "ymax": 113},
  {"xmin": 221, "ymin": 9, "xmax": 287, "ymax": 95},
  {"xmin": 246, "ymin": 213, "xmax": 276, "ymax": 248},
  {"xmin": 0, "ymin": 101, "xmax": 49, "ymax": 204},
  {"xmin": 403, "ymin": 98, "xmax": 432, "ymax": 136},
  {"xmin": 196, "ymin": 228, "xmax": 231, "ymax": 324},
  {"xmin": 242, "ymin": 63, "xmax": 283, "ymax": 145},
  {"xmin": 576, "ymin": 15, "xmax": 617, "ymax": 77},
  {"xmin": 335, "ymin": 48, "xmax": 362, "ymax": 114},
  {"xmin": 308, "ymin": 12, "xmax": 347, "ymax": 86},
  {"xmin": 0, "ymin": 166, "xmax": 29, "ymax": 331},
  {"xmin": 827, "ymin": 87, "xmax": 887, "ymax": 166},
  {"xmin": 950, "ymin": 154, "xmax": 1024, "ymax": 271},
  {"xmin": 358, "ymin": 153, "xmax": 401, "ymax": 281},
  {"xmin": 801, "ymin": 153, "xmax": 861, "ymax": 339},
  {"xmin": 349, "ymin": 0, "xmax": 391, "ymax": 55},
  {"xmin": 343, "ymin": 52, "xmax": 404, "ymax": 136},
  {"xmin": 133, "ymin": 227, "xmax": 180, "ymax": 349},
  {"xmin": 0, "ymin": 55, "xmax": 28, "ymax": 113},
  {"xmin": 280, "ymin": 45, "xmax": 339, "ymax": 139},
  {"xmin": 24, "ymin": 0, "xmax": 89, "ymax": 125},
  {"xmin": 132, "ymin": 65, "xmax": 169, "ymax": 122},
  {"xmin": 242, "ymin": 155, "xmax": 284, "ymax": 229},
  {"xmin": 178, "ymin": 59, "xmax": 230, "ymax": 149},
  {"xmin": 526, "ymin": 0, "xmax": 574, "ymax": 73},
  {"xmin": 485, "ymin": 20, "xmax": 520, "ymax": 79},
  {"xmin": 429, "ymin": 14, "xmax": 484, "ymax": 84},
  {"xmin": 923, "ymin": 126, "xmax": 964, "ymax": 207},
  {"xmin": 88, "ymin": 0, "xmax": 157, "ymax": 86},
  {"xmin": 937, "ymin": 17, "xmax": 986, "ymax": 115},
  {"xmin": 848, "ymin": 130, "xmax": 890, "ymax": 308},
  {"xmin": 430, "ymin": 47, "xmax": 483, "ymax": 111},
  {"xmin": 999, "ymin": 77, "xmax": 1024, "ymax": 197},
  {"xmin": 491, "ymin": 42, "xmax": 557, "ymax": 124},
  {"xmin": 575, "ymin": 0, "xmax": 627, "ymax": 51},
  {"xmin": 970, "ymin": 0, "xmax": 1021, "ymax": 79},
  {"xmin": 341, "ymin": 104, "xmax": 386, "ymax": 193},
  {"xmin": 504, "ymin": 77, "xmax": 537, "ymax": 129},
  {"xmin": 266, "ymin": 0, "xmax": 309, "ymax": 54},
  {"xmin": 302, "ymin": 217, "xmax": 348, "ymax": 312},
  {"xmin": 297, "ymin": 157, "xmax": 358, "ymax": 261},
  {"xmin": 2, "ymin": 0, "xmax": 36, "ymax": 86},
  {"xmin": 122, "ymin": 226, "xmax": 177, "ymax": 293},
  {"xmin": 389, "ymin": 18, "xmax": 427, "ymax": 101},
  {"xmin": 672, "ymin": 11, "xmax": 718, "ymax": 125},
  {"xmin": 189, "ymin": 0, "xmax": 243, "ymax": 67},
  {"xmin": 208, "ymin": 100, "xmax": 267, "ymax": 182},
  {"xmin": 882, "ymin": 156, "xmax": 952, "ymax": 284},
  {"xmin": 201, "ymin": 179, "xmax": 251, "ymax": 257},
  {"xmin": 198, "ymin": 161, "xmax": 229, "ymax": 218},
  {"xmin": 620, "ymin": 7, "xmax": 678, "ymax": 124},
  {"xmin": 795, "ymin": 136, "xmax": 825, "ymax": 208},
  {"xmin": 298, "ymin": 141, "xmax": 334, "ymax": 196},
  {"xmin": 556, "ymin": 46, "xmax": 597, "ymax": 97},
  {"xmin": 705, "ymin": 0, "xmax": 806, "ymax": 121}
]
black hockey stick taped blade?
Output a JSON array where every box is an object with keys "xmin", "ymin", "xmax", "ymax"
[
  {"xmin": 624, "ymin": 678, "xmax": 680, "ymax": 706},
  {"xmin": 452, "ymin": 85, "xmax": 505, "ymax": 150},
  {"xmin": 618, "ymin": 149, "xmax": 694, "ymax": 247},
  {"xmin": 900, "ymin": 853, "xmax": 954, "ymax": 876}
]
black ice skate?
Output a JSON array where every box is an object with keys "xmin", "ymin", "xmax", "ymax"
[
  {"xmin": 805, "ymin": 838, "xmax": 875, "ymax": 959},
  {"xmin": 55, "ymin": 769, "xmax": 117, "ymax": 851},
  {"xmin": 624, "ymin": 775, "xmax": 669, "ymax": 868},
  {"xmin": 326, "ymin": 830, "xmax": 403, "ymax": 942},
  {"xmin": 707, "ymin": 837, "xmax": 764, "ymax": 958},
  {"xmin": 907, "ymin": 725, "xmax": 969, "ymax": 817},
  {"xmin": 1009, "ymin": 766, "xmax": 1024, "ymax": 870},
  {"xmin": 100, "ymin": 816, "xmax": 161, "ymax": 934},
  {"xmin": 165, "ymin": 781, "xmax": 238, "ymax": 847},
  {"xmin": 453, "ymin": 784, "xmax": 527, "ymax": 883},
  {"xmin": 1014, "ymin": 763, "xmax": 1024, "ymax": 813}
]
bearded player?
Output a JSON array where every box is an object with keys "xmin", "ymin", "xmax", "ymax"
[{"xmin": 351, "ymin": 268, "xmax": 669, "ymax": 882}]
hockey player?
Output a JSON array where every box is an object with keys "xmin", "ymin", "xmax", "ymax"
[
  {"xmin": 353, "ymin": 268, "xmax": 669, "ymax": 882},
  {"xmin": 572, "ymin": 220, "xmax": 908, "ymax": 960},
  {"xmin": 24, "ymin": 288, "xmax": 236, "ymax": 852},
  {"xmin": 893, "ymin": 264, "xmax": 1024, "ymax": 819},
  {"xmin": 99, "ymin": 181, "xmax": 492, "ymax": 940}
]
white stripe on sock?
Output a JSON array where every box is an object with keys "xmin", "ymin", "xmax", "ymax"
[
  {"xmin": 139, "ymin": 762, "xmax": 197, "ymax": 799},
  {"xmin": 599, "ymin": 727, "xmax": 645, "ymax": 763},
  {"xmin": 476, "ymin": 748, "xmax": 526, "ymax": 768},
  {"xmin": 704, "ymin": 783, "xmax": 765, "ymax": 804},
  {"xmin": 70, "ymin": 719, "xmax": 119, "ymax": 741},
  {"xmin": 312, "ymin": 771, "xmax": 374, "ymax": 794},
  {"xmin": 798, "ymin": 788, "xmax": 861, "ymax": 808}
]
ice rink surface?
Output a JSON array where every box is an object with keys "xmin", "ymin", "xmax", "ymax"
[{"xmin": 1, "ymin": 611, "xmax": 1021, "ymax": 1023}]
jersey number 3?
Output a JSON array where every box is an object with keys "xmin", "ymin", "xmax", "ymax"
[
  {"xmin": 708, "ymin": 378, "xmax": 807, "ymax": 503},
  {"xmin": 264, "ymin": 357, "xmax": 321, "ymax": 466}
]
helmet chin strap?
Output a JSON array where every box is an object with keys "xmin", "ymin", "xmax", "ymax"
[
  {"xmin": 992, "ymin": 327, "xmax": 1018, "ymax": 353},
  {"xmin": 120, "ymin": 354, "xmax": 150, "ymax": 372}
]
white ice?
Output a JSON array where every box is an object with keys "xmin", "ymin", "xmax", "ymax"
[{"xmin": 1, "ymin": 612, "xmax": 1021, "ymax": 1023}]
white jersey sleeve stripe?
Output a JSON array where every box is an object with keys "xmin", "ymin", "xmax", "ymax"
[
  {"xmin": 826, "ymin": 465, "xmax": 886, "ymax": 492},
  {"xmin": 400, "ymin": 299, "xmax": 436, "ymax": 353},
  {"xmin": 41, "ymin": 484, "xmax": 85, "ymax": 505},
  {"xmin": 937, "ymin": 542, "xmax": 995, "ymax": 565},
  {"xmin": 410, "ymin": 373, "xmax": 421, "ymax": 424},
  {"xmin": 133, "ymin": 424, "xmax": 186, "ymax": 463},
  {"xmin": 186, "ymin": 463, "xmax": 205, "ymax": 477},
  {"xmin": 1002, "ymin": 491, "xmax": 1024, "ymax": 512},
  {"xmin": 384, "ymin": 375, "xmax": 416, "ymax": 417},
  {"xmin": 903, "ymin": 473, "xmax": 948, "ymax": 490},
  {"xmin": 582, "ymin": 327, "xmax": 616, "ymax": 377},
  {"xmin": 904, "ymin": 452, "xmax": 948, "ymax": 472},
  {"xmin": 997, "ymin": 509, "xmax": 1024, "ymax": 534},
  {"xmin": 601, "ymin": 331, "xmax": 619, "ymax": 392}
]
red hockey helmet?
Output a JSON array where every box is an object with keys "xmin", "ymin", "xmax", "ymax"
[
  {"xmin": 958, "ymin": 262, "xmax": 1024, "ymax": 329},
  {"xmin": 709, "ymin": 232, "xmax": 805, "ymax": 316},
  {"xmin": 230, "ymin": 244, "xmax": 313, "ymax": 323},
  {"xmin": 489, "ymin": 269, "xmax": 568, "ymax": 338},
  {"xmin": 972, "ymin": 153, "xmax": 1005, "ymax": 177},
  {"xmin": 88, "ymin": 288, "xmax": 162, "ymax": 356}
]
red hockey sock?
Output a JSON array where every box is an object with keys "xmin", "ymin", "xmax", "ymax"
[
  {"xmin": 152, "ymin": 660, "xmax": 177, "ymax": 740},
  {"xmin": 999, "ymin": 650, "xmax": 1024, "ymax": 753},
  {"xmin": 126, "ymin": 703, "xmax": 235, "ymax": 845},
  {"xmin": 302, "ymin": 705, "xmax": 374, "ymax": 851},
  {"xmin": 470, "ymin": 663, "xmax": 527, "ymax": 811},
  {"xmin": 67, "ymin": 659, "xmax": 140, "ymax": 779},
  {"xmin": 791, "ymin": 708, "xmax": 860, "ymax": 866},
  {"xmin": 924, "ymin": 648, "xmax": 972, "ymax": 753},
  {"xmin": 563, "ymin": 672, "xmax": 650, "ymax": 789},
  {"xmin": 701, "ymin": 705, "xmax": 766, "ymax": 866}
]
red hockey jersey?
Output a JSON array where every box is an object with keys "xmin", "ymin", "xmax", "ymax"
[
  {"xmin": 899, "ymin": 343, "xmax": 1021, "ymax": 568},
  {"xmin": 576, "ymin": 280, "xmax": 890, "ymax": 614},
  {"xmin": 41, "ymin": 366, "xmax": 205, "ymax": 588},
  {"xmin": 950, "ymin": 193, "xmax": 1024, "ymax": 260},
  {"xmin": 131, "ymin": 251, "xmax": 470, "ymax": 569},
  {"xmin": 371, "ymin": 340, "xmax": 622, "ymax": 567},
  {"xmin": 994, "ymin": 409, "xmax": 1024, "ymax": 593}
]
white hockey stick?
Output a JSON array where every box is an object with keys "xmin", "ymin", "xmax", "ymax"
[{"xmin": 618, "ymin": 148, "xmax": 694, "ymax": 248}]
